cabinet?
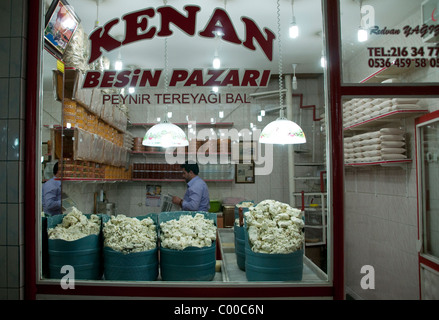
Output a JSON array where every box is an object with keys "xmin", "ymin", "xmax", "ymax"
[{"xmin": 129, "ymin": 122, "xmax": 235, "ymax": 182}]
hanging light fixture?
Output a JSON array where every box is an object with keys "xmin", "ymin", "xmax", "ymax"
[
  {"xmin": 143, "ymin": 27, "xmax": 188, "ymax": 148},
  {"xmin": 259, "ymin": 0, "xmax": 306, "ymax": 145},
  {"xmin": 289, "ymin": 0, "xmax": 299, "ymax": 39},
  {"xmin": 292, "ymin": 64, "xmax": 298, "ymax": 90},
  {"xmin": 357, "ymin": 0, "xmax": 368, "ymax": 42}
]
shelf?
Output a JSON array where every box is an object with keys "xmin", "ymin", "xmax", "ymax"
[
  {"xmin": 57, "ymin": 178, "xmax": 132, "ymax": 183},
  {"xmin": 360, "ymin": 59, "xmax": 417, "ymax": 83},
  {"xmin": 344, "ymin": 109, "xmax": 429, "ymax": 131},
  {"xmin": 129, "ymin": 122, "xmax": 234, "ymax": 127},
  {"xmin": 345, "ymin": 159, "xmax": 412, "ymax": 167},
  {"xmin": 132, "ymin": 178, "xmax": 234, "ymax": 182},
  {"xmin": 131, "ymin": 151, "xmax": 231, "ymax": 155}
]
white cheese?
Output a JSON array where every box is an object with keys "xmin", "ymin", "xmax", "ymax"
[
  {"xmin": 244, "ymin": 200, "xmax": 304, "ymax": 254},
  {"xmin": 160, "ymin": 213, "xmax": 217, "ymax": 250},
  {"xmin": 48, "ymin": 207, "xmax": 100, "ymax": 241},
  {"xmin": 103, "ymin": 214, "xmax": 157, "ymax": 253}
]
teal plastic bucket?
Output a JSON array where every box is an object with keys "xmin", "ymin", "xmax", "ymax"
[
  {"xmin": 244, "ymin": 219, "xmax": 303, "ymax": 281},
  {"xmin": 103, "ymin": 247, "xmax": 158, "ymax": 281},
  {"xmin": 102, "ymin": 214, "xmax": 159, "ymax": 281},
  {"xmin": 234, "ymin": 200, "xmax": 255, "ymax": 219},
  {"xmin": 160, "ymin": 245, "xmax": 216, "ymax": 281},
  {"xmin": 159, "ymin": 211, "xmax": 217, "ymax": 281},
  {"xmin": 244, "ymin": 247, "xmax": 304, "ymax": 281},
  {"xmin": 47, "ymin": 214, "xmax": 102, "ymax": 280},
  {"xmin": 234, "ymin": 225, "xmax": 245, "ymax": 270}
]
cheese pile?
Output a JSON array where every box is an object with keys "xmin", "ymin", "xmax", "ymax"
[
  {"xmin": 103, "ymin": 215, "xmax": 157, "ymax": 253},
  {"xmin": 160, "ymin": 214, "xmax": 217, "ymax": 250},
  {"xmin": 48, "ymin": 207, "xmax": 100, "ymax": 241},
  {"xmin": 245, "ymin": 200, "xmax": 304, "ymax": 254},
  {"xmin": 236, "ymin": 201, "xmax": 255, "ymax": 208}
]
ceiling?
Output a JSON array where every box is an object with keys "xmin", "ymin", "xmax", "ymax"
[{"xmin": 42, "ymin": 0, "xmax": 423, "ymax": 89}]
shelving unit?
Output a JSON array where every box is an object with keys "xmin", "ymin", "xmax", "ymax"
[{"xmin": 129, "ymin": 122, "xmax": 236, "ymax": 182}]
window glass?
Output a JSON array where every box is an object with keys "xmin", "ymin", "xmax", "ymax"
[
  {"xmin": 419, "ymin": 119, "xmax": 439, "ymax": 259},
  {"xmin": 340, "ymin": 0, "xmax": 439, "ymax": 84},
  {"xmin": 39, "ymin": 0, "xmax": 329, "ymax": 285}
]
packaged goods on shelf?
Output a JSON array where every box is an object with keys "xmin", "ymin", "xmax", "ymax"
[{"xmin": 344, "ymin": 128, "xmax": 407, "ymax": 163}]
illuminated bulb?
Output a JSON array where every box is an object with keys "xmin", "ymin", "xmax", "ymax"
[
  {"xmin": 212, "ymin": 86, "xmax": 219, "ymax": 93},
  {"xmin": 128, "ymin": 87, "xmax": 135, "ymax": 94},
  {"xmin": 219, "ymin": 111, "xmax": 224, "ymax": 118},
  {"xmin": 358, "ymin": 27, "xmax": 368, "ymax": 42},
  {"xmin": 66, "ymin": 123, "xmax": 71, "ymax": 129},
  {"xmin": 261, "ymin": 110, "xmax": 266, "ymax": 117},
  {"xmin": 213, "ymin": 56, "xmax": 221, "ymax": 69},
  {"xmin": 167, "ymin": 111, "xmax": 173, "ymax": 119},
  {"xmin": 157, "ymin": 117, "xmax": 161, "ymax": 122},
  {"xmin": 115, "ymin": 60, "xmax": 123, "ymax": 70},
  {"xmin": 289, "ymin": 21, "xmax": 299, "ymax": 39},
  {"xmin": 258, "ymin": 115, "xmax": 263, "ymax": 122}
]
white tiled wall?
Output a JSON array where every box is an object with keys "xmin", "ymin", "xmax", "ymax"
[{"xmin": 0, "ymin": 0, "xmax": 27, "ymax": 300}]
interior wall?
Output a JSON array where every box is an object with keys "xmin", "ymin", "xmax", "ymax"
[{"xmin": 342, "ymin": 10, "xmax": 439, "ymax": 300}]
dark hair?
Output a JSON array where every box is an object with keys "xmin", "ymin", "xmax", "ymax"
[
  {"xmin": 53, "ymin": 162, "xmax": 59, "ymax": 175},
  {"xmin": 180, "ymin": 161, "xmax": 199, "ymax": 175}
]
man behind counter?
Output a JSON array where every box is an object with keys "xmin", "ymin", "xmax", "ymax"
[
  {"xmin": 42, "ymin": 162, "xmax": 62, "ymax": 216},
  {"xmin": 172, "ymin": 161, "xmax": 210, "ymax": 212}
]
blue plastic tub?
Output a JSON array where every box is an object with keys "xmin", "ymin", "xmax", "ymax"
[
  {"xmin": 234, "ymin": 200, "xmax": 255, "ymax": 219},
  {"xmin": 47, "ymin": 213, "xmax": 102, "ymax": 280},
  {"xmin": 159, "ymin": 211, "xmax": 217, "ymax": 281},
  {"xmin": 244, "ymin": 218, "xmax": 303, "ymax": 281},
  {"xmin": 234, "ymin": 225, "xmax": 246, "ymax": 270},
  {"xmin": 102, "ymin": 214, "xmax": 159, "ymax": 281}
]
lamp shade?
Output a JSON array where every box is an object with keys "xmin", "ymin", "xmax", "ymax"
[
  {"xmin": 142, "ymin": 121, "xmax": 189, "ymax": 148},
  {"xmin": 259, "ymin": 117, "xmax": 306, "ymax": 144}
]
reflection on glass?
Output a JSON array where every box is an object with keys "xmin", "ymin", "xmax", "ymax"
[{"xmin": 341, "ymin": 0, "xmax": 439, "ymax": 84}]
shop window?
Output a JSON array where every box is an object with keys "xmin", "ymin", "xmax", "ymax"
[
  {"xmin": 38, "ymin": 0, "xmax": 331, "ymax": 291},
  {"xmin": 340, "ymin": 0, "xmax": 439, "ymax": 84}
]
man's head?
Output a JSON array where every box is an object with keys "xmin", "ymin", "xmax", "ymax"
[
  {"xmin": 180, "ymin": 161, "xmax": 199, "ymax": 182},
  {"xmin": 53, "ymin": 162, "xmax": 59, "ymax": 177}
]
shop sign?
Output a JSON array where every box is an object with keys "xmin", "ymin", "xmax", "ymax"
[{"xmin": 83, "ymin": 5, "xmax": 275, "ymax": 90}]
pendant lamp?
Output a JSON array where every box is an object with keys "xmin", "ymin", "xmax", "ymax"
[
  {"xmin": 259, "ymin": 0, "xmax": 306, "ymax": 145},
  {"xmin": 142, "ymin": 35, "xmax": 189, "ymax": 148}
]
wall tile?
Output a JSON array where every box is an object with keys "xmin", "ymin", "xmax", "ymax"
[
  {"xmin": 0, "ymin": 79, "xmax": 9, "ymax": 119},
  {"xmin": 0, "ymin": 0, "xmax": 11, "ymax": 38},
  {"xmin": 7, "ymin": 119, "xmax": 20, "ymax": 161},
  {"xmin": 0, "ymin": 120, "xmax": 7, "ymax": 160},
  {"xmin": 0, "ymin": 204, "xmax": 6, "ymax": 245},
  {"xmin": 0, "ymin": 245, "xmax": 6, "ymax": 287},
  {"xmin": 6, "ymin": 161, "xmax": 18, "ymax": 203},
  {"xmin": 0, "ymin": 38, "xmax": 10, "ymax": 77},
  {"xmin": 0, "ymin": 161, "xmax": 6, "ymax": 203},
  {"xmin": 8, "ymin": 78, "xmax": 23, "ymax": 120}
]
